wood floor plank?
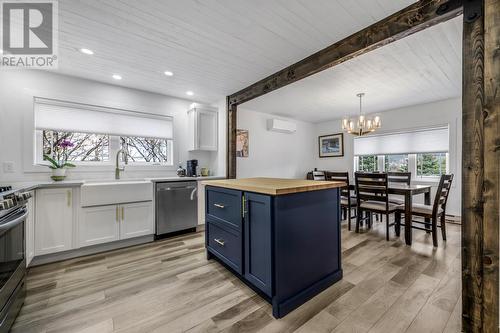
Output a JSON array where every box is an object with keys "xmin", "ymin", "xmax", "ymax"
[
  {"xmin": 405, "ymin": 256, "xmax": 461, "ymax": 333},
  {"xmin": 331, "ymin": 280, "xmax": 408, "ymax": 332},
  {"xmin": 12, "ymin": 223, "xmax": 462, "ymax": 333},
  {"xmin": 368, "ymin": 274, "xmax": 441, "ymax": 333}
]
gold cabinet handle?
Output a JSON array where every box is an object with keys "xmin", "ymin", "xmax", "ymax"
[
  {"xmin": 67, "ymin": 190, "xmax": 72, "ymax": 207},
  {"xmin": 116, "ymin": 206, "xmax": 119, "ymax": 222},
  {"xmin": 214, "ymin": 203, "xmax": 225, "ymax": 209},
  {"xmin": 214, "ymin": 238, "xmax": 225, "ymax": 246},
  {"xmin": 242, "ymin": 195, "xmax": 247, "ymax": 218},
  {"xmin": 121, "ymin": 207, "xmax": 124, "ymax": 221}
]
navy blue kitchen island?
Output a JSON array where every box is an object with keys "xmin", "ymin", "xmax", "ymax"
[{"xmin": 203, "ymin": 177, "xmax": 344, "ymax": 318}]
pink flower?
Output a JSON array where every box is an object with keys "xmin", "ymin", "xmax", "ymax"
[{"xmin": 58, "ymin": 140, "xmax": 74, "ymax": 148}]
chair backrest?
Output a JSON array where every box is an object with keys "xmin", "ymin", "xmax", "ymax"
[
  {"xmin": 387, "ymin": 172, "xmax": 411, "ymax": 185},
  {"xmin": 312, "ymin": 170, "xmax": 326, "ymax": 181},
  {"xmin": 433, "ymin": 174, "xmax": 454, "ymax": 215},
  {"xmin": 328, "ymin": 172, "xmax": 350, "ymax": 197},
  {"xmin": 355, "ymin": 172, "xmax": 389, "ymax": 208}
]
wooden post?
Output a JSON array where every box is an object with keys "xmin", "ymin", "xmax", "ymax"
[
  {"xmin": 462, "ymin": 0, "xmax": 499, "ymax": 331},
  {"xmin": 227, "ymin": 100, "xmax": 237, "ymax": 179}
]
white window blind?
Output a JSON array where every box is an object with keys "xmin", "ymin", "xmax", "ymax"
[
  {"xmin": 354, "ymin": 126, "xmax": 449, "ymax": 156},
  {"xmin": 34, "ymin": 98, "xmax": 173, "ymax": 139}
]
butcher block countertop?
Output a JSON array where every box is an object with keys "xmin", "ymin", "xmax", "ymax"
[{"xmin": 202, "ymin": 177, "xmax": 345, "ymax": 196}]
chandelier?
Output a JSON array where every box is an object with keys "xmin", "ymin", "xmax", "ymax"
[{"xmin": 342, "ymin": 93, "xmax": 381, "ymax": 136}]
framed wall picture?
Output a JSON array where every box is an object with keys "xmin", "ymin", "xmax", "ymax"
[
  {"xmin": 236, "ymin": 129, "xmax": 249, "ymax": 157},
  {"xmin": 318, "ymin": 133, "xmax": 344, "ymax": 158}
]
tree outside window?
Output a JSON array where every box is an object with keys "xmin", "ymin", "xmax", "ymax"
[
  {"xmin": 417, "ymin": 152, "xmax": 447, "ymax": 176},
  {"xmin": 384, "ymin": 154, "xmax": 408, "ymax": 172},
  {"xmin": 41, "ymin": 131, "xmax": 171, "ymax": 165},
  {"xmin": 358, "ymin": 155, "xmax": 378, "ymax": 172},
  {"xmin": 43, "ymin": 130, "xmax": 109, "ymax": 162},
  {"xmin": 120, "ymin": 136, "xmax": 171, "ymax": 164}
]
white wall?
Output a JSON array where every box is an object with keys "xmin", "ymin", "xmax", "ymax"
[
  {"xmin": 315, "ymin": 97, "xmax": 462, "ymax": 216},
  {"xmin": 236, "ymin": 108, "xmax": 316, "ymax": 179},
  {"xmin": 0, "ymin": 71, "xmax": 225, "ymax": 182}
]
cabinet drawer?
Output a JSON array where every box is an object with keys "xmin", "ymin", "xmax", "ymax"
[
  {"xmin": 206, "ymin": 187, "xmax": 241, "ymax": 229},
  {"xmin": 207, "ymin": 222, "xmax": 242, "ymax": 273}
]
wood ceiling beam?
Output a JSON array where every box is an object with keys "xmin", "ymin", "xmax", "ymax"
[{"xmin": 227, "ymin": 0, "xmax": 462, "ymax": 107}]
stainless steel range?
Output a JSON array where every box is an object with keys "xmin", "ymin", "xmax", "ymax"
[{"xmin": 0, "ymin": 186, "xmax": 31, "ymax": 332}]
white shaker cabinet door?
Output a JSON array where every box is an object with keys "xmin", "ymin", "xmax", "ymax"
[
  {"xmin": 119, "ymin": 202, "xmax": 153, "ymax": 240},
  {"xmin": 80, "ymin": 205, "xmax": 120, "ymax": 247},
  {"xmin": 35, "ymin": 188, "xmax": 74, "ymax": 256}
]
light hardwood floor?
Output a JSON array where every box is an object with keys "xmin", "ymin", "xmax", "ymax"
[{"xmin": 13, "ymin": 220, "xmax": 461, "ymax": 333}]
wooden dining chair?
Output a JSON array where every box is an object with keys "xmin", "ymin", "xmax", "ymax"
[
  {"xmin": 355, "ymin": 172, "xmax": 402, "ymax": 240},
  {"xmin": 387, "ymin": 171, "xmax": 411, "ymax": 205},
  {"xmin": 329, "ymin": 172, "xmax": 356, "ymax": 230},
  {"xmin": 312, "ymin": 170, "xmax": 326, "ymax": 180},
  {"xmin": 395, "ymin": 174, "xmax": 453, "ymax": 247}
]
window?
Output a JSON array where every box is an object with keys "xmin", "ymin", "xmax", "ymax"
[
  {"xmin": 121, "ymin": 136, "xmax": 172, "ymax": 164},
  {"xmin": 34, "ymin": 98, "xmax": 174, "ymax": 167},
  {"xmin": 42, "ymin": 130, "xmax": 109, "ymax": 162},
  {"xmin": 384, "ymin": 154, "xmax": 408, "ymax": 172},
  {"xmin": 417, "ymin": 152, "xmax": 447, "ymax": 177},
  {"xmin": 358, "ymin": 155, "xmax": 378, "ymax": 172},
  {"xmin": 353, "ymin": 127, "xmax": 450, "ymax": 180}
]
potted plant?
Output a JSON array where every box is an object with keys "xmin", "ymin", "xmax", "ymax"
[{"xmin": 44, "ymin": 139, "xmax": 76, "ymax": 181}]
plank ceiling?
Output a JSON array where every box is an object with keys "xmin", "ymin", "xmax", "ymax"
[
  {"xmin": 242, "ymin": 15, "xmax": 463, "ymax": 123},
  {"xmin": 55, "ymin": 0, "xmax": 416, "ymax": 103}
]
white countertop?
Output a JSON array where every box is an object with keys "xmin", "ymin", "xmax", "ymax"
[{"xmin": 2, "ymin": 176, "xmax": 225, "ymax": 193}]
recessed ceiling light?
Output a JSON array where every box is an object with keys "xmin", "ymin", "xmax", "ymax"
[
  {"xmin": 79, "ymin": 48, "xmax": 94, "ymax": 55},
  {"xmin": 186, "ymin": 91, "xmax": 194, "ymax": 96},
  {"xmin": 112, "ymin": 74, "xmax": 122, "ymax": 80},
  {"xmin": 164, "ymin": 71, "xmax": 174, "ymax": 76}
]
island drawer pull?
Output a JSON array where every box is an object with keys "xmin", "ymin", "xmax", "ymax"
[
  {"xmin": 214, "ymin": 238, "xmax": 225, "ymax": 246},
  {"xmin": 213, "ymin": 203, "xmax": 225, "ymax": 209}
]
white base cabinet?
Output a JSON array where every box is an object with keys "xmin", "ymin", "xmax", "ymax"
[
  {"xmin": 35, "ymin": 188, "xmax": 74, "ymax": 256},
  {"xmin": 80, "ymin": 202, "xmax": 153, "ymax": 248},
  {"xmin": 80, "ymin": 205, "xmax": 120, "ymax": 247},
  {"xmin": 120, "ymin": 202, "xmax": 153, "ymax": 240}
]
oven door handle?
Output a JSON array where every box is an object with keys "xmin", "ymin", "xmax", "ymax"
[{"xmin": 0, "ymin": 209, "xmax": 27, "ymax": 231}]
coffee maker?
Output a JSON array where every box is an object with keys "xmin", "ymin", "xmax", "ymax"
[{"xmin": 186, "ymin": 159, "xmax": 198, "ymax": 177}]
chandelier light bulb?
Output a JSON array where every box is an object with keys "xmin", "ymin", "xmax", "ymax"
[{"xmin": 341, "ymin": 93, "xmax": 381, "ymax": 136}]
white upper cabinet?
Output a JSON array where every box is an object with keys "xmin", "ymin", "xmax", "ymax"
[{"xmin": 188, "ymin": 105, "xmax": 218, "ymax": 151}]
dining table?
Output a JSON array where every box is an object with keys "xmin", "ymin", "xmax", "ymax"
[{"xmin": 348, "ymin": 183, "xmax": 432, "ymax": 245}]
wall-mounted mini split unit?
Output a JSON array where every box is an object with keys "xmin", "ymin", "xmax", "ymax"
[{"xmin": 267, "ymin": 119, "xmax": 297, "ymax": 134}]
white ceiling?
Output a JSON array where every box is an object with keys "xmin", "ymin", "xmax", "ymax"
[
  {"xmin": 242, "ymin": 16, "xmax": 462, "ymax": 123},
  {"xmin": 55, "ymin": 0, "xmax": 416, "ymax": 103}
]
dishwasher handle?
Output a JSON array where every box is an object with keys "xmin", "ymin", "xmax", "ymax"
[
  {"xmin": 157, "ymin": 185, "xmax": 196, "ymax": 192},
  {"xmin": 190, "ymin": 187, "xmax": 197, "ymax": 201}
]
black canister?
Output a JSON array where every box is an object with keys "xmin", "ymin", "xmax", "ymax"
[{"xmin": 186, "ymin": 159, "xmax": 198, "ymax": 177}]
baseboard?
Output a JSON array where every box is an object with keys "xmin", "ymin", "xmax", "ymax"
[{"xmin": 30, "ymin": 235, "xmax": 154, "ymax": 266}]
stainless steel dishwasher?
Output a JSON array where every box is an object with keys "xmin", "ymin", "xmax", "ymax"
[{"xmin": 155, "ymin": 181, "xmax": 198, "ymax": 238}]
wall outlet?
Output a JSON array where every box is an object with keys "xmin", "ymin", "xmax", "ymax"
[{"xmin": 2, "ymin": 162, "xmax": 15, "ymax": 173}]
